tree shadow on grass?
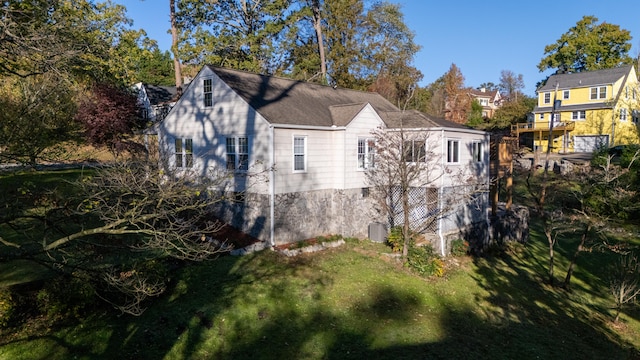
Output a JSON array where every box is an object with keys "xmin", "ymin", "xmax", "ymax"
[{"xmin": 4, "ymin": 244, "xmax": 638, "ymax": 360}]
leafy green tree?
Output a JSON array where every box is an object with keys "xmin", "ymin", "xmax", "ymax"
[
  {"xmin": 363, "ymin": 2, "xmax": 422, "ymax": 106},
  {"xmin": 0, "ymin": 0, "xmax": 133, "ymax": 82},
  {"xmin": 477, "ymin": 82, "xmax": 498, "ymax": 92},
  {"xmin": 407, "ymin": 76, "xmax": 446, "ymax": 117},
  {"xmin": 0, "ymin": 0, "xmax": 161, "ymax": 164},
  {"xmin": 109, "ymin": 29, "xmax": 175, "ymax": 86},
  {"xmin": 135, "ymin": 48, "xmax": 176, "ymax": 86},
  {"xmin": 0, "ymin": 74, "xmax": 79, "ymax": 165},
  {"xmin": 538, "ymin": 15, "xmax": 633, "ymax": 74},
  {"xmin": 488, "ymin": 96, "xmax": 535, "ymax": 130},
  {"xmin": 322, "ymin": 0, "xmax": 365, "ymax": 88},
  {"xmin": 466, "ymin": 99, "xmax": 484, "ymax": 127},
  {"xmin": 177, "ymin": 0, "xmax": 293, "ymax": 74}
]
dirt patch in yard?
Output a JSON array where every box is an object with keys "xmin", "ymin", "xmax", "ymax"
[{"xmin": 215, "ymin": 223, "xmax": 262, "ymax": 250}]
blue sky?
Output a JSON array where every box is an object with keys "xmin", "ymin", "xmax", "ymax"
[{"xmin": 115, "ymin": 0, "xmax": 640, "ymax": 96}]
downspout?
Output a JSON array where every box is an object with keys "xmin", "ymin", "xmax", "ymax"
[
  {"xmin": 269, "ymin": 125, "xmax": 275, "ymax": 248},
  {"xmin": 611, "ymin": 106, "xmax": 616, "ymax": 146},
  {"xmin": 484, "ymin": 133, "xmax": 491, "ymax": 247},
  {"xmin": 438, "ymin": 129, "xmax": 446, "ymax": 256},
  {"xmin": 343, "ymin": 128, "xmax": 347, "ymax": 237}
]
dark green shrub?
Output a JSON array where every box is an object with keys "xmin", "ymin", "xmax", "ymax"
[
  {"xmin": 387, "ymin": 226, "xmax": 421, "ymax": 253},
  {"xmin": 407, "ymin": 243, "xmax": 444, "ymax": 277},
  {"xmin": 450, "ymin": 239, "xmax": 469, "ymax": 257},
  {"xmin": 36, "ymin": 272, "xmax": 96, "ymax": 321},
  {"xmin": 0, "ymin": 287, "xmax": 15, "ymax": 327},
  {"xmin": 386, "ymin": 226, "xmax": 404, "ymax": 252}
]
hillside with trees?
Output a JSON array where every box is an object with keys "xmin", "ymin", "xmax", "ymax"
[{"xmin": 0, "ymin": 1, "xmax": 639, "ymax": 358}]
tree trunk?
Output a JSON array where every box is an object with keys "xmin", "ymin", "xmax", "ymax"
[
  {"xmin": 310, "ymin": 0, "xmax": 327, "ymax": 84},
  {"xmin": 546, "ymin": 226, "xmax": 555, "ymax": 285},
  {"xmin": 402, "ymin": 185, "xmax": 410, "ymax": 258},
  {"xmin": 170, "ymin": 0, "xmax": 183, "ymax": 92},
  {"xmin": 563, "ymin": 223, "xmax": 590, "ymax": 289},
  {"xmin": 541, "ymin": 84, "xmax": 559, "ymax": 285}
]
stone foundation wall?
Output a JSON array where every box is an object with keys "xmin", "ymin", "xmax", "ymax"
[
  {"xmin": 212, "ymin": 189, "xmax": 385, "ymax": 245},
  {"xmin": 272, "ymin": 189, "xmax": 384, "ymax": 244},
  {"xmin": 466, "ymin": 203, "xmax": 529, "ymax": 254},
  {"xmin": 211, "ymin": 192, "xmax": 272, "ymax": 242},
  {"xmin": 212, "ymin": 189, "xmax": 522, "ymax": 255},
  {"xmin": 421, "ymin": 220, "xmax": 489, "ymax": 256}
]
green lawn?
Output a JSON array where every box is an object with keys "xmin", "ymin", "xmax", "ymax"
[{"xmin": 1, "ymin": 233, "xmax": 638, "ymax": 360}]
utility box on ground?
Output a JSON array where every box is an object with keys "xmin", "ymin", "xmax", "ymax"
[{"xmin": 368, "ymin": 222, "xmax": 387, "ymax": 243}]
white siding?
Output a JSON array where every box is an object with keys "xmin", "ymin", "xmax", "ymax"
[
  {"xmin": 157, "ymin": 67, "xmax": 271, "ymax": 194},
  {"xmin": 343, "ymin": 105, "xmax": 385, "ymax": 189},
  {"xmin": 272, "ymin": 128, "xmax": 339, "ymax": 193},
  {"xmin": 438, "ymin": 129, "xmax": 489, "ymax": 188}
]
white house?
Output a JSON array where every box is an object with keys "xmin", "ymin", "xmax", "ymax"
[
  {"xmin": 135, "ymin": 82, "xmax": 183, "ymax": 123},
  {"xmin": 150, "ymin": 66, "xmax": 490, "ymax": 255}
]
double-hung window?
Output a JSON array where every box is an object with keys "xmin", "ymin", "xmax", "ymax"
[
  {"xmin": 572, "ymin": 111, "xmax": 586, "ymax": 120},
  {"xmin": 543, "ymin": 93, "xmax": 551, "ymax": 104},
  {"xmin": 226, "ymin": 136, "xmax": 249, "ymax": 171},
  {"xmin": 175, "ymin": 138, "xmax": 193, "ymax": 168},
  {"xmin": 447, "ymin": 139, "xmax": 460, "ymax": 164},
  {"xmin": 293, "ymin": 136, "xmax": 306, "ymax": 172},
  {"xmin": 472, "ymin": 141, "xmax": 482, "ymax": 162},
  {"xmin": 203, "ymin": 78, "xmax": 212, "ymax": 107},
  {"xmin": 403, "ymin": 140, "xmax": 425, "ymax": 163},
  {"xmin": 357, "ymin": 138, "xmax": 375, "ymax": 169},
  {"xmin": 563, "ymin": 90, "xmax": 570, "ymax": 100},
  {"xmin": 620, "ymin": 108, "xmax": 628, "ymax": 122},
  {"xmin": 590, "ymin": 86, "xmax": 607, "ymax": 100}
]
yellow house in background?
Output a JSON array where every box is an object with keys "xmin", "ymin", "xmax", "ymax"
[{"xmin": 513, "ymin": 65, "xmax": 640, "ymax": 153}]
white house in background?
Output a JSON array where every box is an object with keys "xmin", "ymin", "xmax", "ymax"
[
  {"xmin": 135, "ymin": 83, "xmax": 183, "ymax": 123},
  {"xmin": 468, "ymin": 88, "xmax": 502, "ymax": 118},
  {"xmin": 150, "ymin": 66, "xmax": 490, "ymax": 255}
]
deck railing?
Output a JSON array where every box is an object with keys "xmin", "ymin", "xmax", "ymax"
[{"xmin": 511, "ymin": 121, "xmax": 575, "ymax": 133}]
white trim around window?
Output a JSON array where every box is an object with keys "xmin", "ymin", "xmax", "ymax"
[
  {"xmin": 572, "ymin": 110, "xmax": 586, "ymax": 120},
  {"xmin": 225, "ymin": 136, "xmax": 249, "ymax": 171},
  {"xmin": 174, "ymin": 138, "xmax": 193, "ymax": 168},
  {"xmin": 590, "ymin": 86, "xmax": 607, "ymax": 100},
  {"xmin": 472, "ymin": 141, "xmax": 482, "ymax": 162},
  {"xmin": 446, "ymin": 139, "xmax": 460, "ymax": 164},
  {"xmin": 357, "ymin": 137, "xmax": 375, "ymax": 170},
  {"xmin": 293, "ymin": 135, "xmax": 307, "ymax": 172},
  {"xmin": 203, "ymin": 78, "xmax": 213, "ymax": 107},
  {"xmin": 620, "ymin": 108, "xmax": 628, "ymax": 122}
]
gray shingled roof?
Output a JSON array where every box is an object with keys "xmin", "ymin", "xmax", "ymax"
[
  {"xmin": 538, "ymin": 65, "xmax": 633, "ymax": 91},
  {"xmin": 382, "ymin": 110, "xmax": 469, "ymax": 129},
  {"xmin": 209, "ymin": 66, "xmax": 466, "ymax": 130},
  {"xmin": 143, "ymin": 84, "xmax": 179, "ymax": 105}
]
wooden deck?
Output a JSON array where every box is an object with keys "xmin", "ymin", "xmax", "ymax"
[{"xmin": 511, "ymin": 121, "xmax": 575, "ymax": 134}]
